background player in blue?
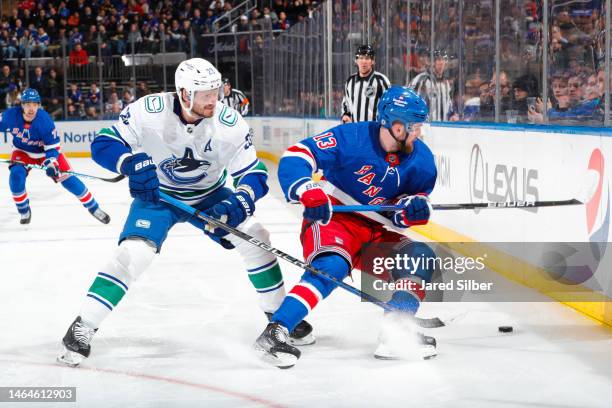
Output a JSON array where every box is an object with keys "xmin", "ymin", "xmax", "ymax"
[
  {"xmin": 1, "ymin": 88, "xmax": 110, "ymax": 225},
  {"xmin": 254, "ymin": 86, "xmax": 438, "ymax": 368}
]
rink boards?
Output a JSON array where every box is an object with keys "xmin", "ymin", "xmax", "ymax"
[{"xmin": 1, "ymin": 118, "xmax": 611, "ymax": 325}]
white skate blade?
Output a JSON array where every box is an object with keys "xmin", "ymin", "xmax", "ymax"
[
  {"xmin": 374, "ymin": 342, "xmax": 437, "ymax": 361},
  {"xmin": 375, "ymin": 312, "xmax": 437, "ymax": 361},
  {"xmin": 288, "ymin": 333, "xmax": 316, "ymax": 346},
  {"xmin": 56, "ymin": 347, "xmax": 85, "ymax": 367},
  {"xmin": 254, "ymin": 346, "xmax": 298, "ymax": 369}
]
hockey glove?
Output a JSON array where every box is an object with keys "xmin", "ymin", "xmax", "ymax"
[
  {"xmin": 299, "ymin": 183, "xmax": 332, "ymax": 225},
  {"xmin": 391, "ymin": 194, "xmax": 431, "ymax": 228},
  {"xmin": 120, "ymin": 153, "xmax": 160, "ymax": 202},
  {"xmin": 205, "ymin": 190, "xmax": 255, "ymax": 237},
  {"xmin": 43, "ymin": 157, "xmax": 60, "ymax": 179}
]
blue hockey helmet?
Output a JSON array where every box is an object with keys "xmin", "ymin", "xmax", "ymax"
[
  {"xmin": 376, "ymin": 86, "xmax": 428, "ymax": 129},
  {"xmin": 21, "ymin": 88, "xmax": 41, "ymax": 104}
]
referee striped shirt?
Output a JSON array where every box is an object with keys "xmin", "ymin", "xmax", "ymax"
[
  {"xmin": 342, "ymin": 70, "xmax": 390, "ymax": 122},
  {"xmin": 221, "ymin": 89, "xmax": 250, "ymax": 116},
  {"xmin": 409, "ymin": 72, "xmax": 454, "ymax": 122}
]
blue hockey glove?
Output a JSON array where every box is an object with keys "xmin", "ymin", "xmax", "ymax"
[
  {"xmin": 299, "ymin": 183, "xmax": 332, "ymax": 225},
  {"xmin": 205, "ymin": 190, "xmax": 255, "ymax": 237},
  {"xmin": 391, "ymin": 194, "xmax": 431, "ymax": 228},
  {"xmin": 204, "ymin": 232, "xmax": 236, "ymax": 250},
  {"xmin": 43, "ymin": 157, "xmax": 60, "ymax": 179},
  {"xmin": 120, "ymin": 153, "xmax": 160, "ymax": 202}
]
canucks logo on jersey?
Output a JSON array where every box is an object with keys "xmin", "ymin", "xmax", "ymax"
[{"xmin": 159, "ymin": 148, "xmax": 211, "ymax": 185}]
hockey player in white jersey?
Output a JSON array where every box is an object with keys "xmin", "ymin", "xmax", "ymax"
[{"xmin": 57, "ymin": 58, "xmax": 313, "ymax": 367}]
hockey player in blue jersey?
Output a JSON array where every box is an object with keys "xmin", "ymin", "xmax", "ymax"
[
  {"xmin": 254, "ymin": 86, "xmax": 438, "ymax": 368},
  {"xmin": 1, "ymin": 88, "xmax": 110, "ymax": 224}
]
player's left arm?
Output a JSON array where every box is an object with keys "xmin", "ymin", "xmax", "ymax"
[
  {"xmin": 205, "ymin": 119, "xmax": 266, "ymax": 236},
  {"xmin": 391, "ymin": 154, "xmax": 437, "ymax": 228},
  {"xmin": 40, "ymin": 113, "xmax": 62, "ymax": 178}
]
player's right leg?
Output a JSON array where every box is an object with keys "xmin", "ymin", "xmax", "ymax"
[
  {"xmin": 9, "ymin": 164, "xmax": 31, "ymax": 224},
  {"xmin": 8, "ymin": 151, "xmax": 33, "ymax": 224},
  {"xmin": 254, "ymin": 215, "xmax": 361, "ymax": 368},
  {"xmin": 57, "ymin": 199, "xmax": 179, "ymax": 366}
]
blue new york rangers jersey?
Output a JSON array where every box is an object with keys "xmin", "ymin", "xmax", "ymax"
[
  {"xmin": 0, "ymin": 106, "xmax": 60, "ymax": 158},
  {"xmin": 278, "ymin": 121, "xmax": 437, "ymax": 226}
]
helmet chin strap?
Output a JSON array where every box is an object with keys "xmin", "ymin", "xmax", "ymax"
[{"xmin": 179, "ymin": 89, "xmax": 205, "ymax": 119}]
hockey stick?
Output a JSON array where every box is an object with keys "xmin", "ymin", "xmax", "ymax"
[
  {"xmin": 333, "ymin": 199, "xmax": 583, "ymax": 213},
  {"xmin": 159, "ymin": 191, "xmax": 446, "ymax": 329},
  {"xmin": 0, "ymin": 159, "xmax": 126, "ymax": 183}
]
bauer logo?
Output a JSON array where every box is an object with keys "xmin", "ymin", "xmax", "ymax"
[{"xmin": 135, "ymin": 219, "xmax": 151, "ymax": 229}]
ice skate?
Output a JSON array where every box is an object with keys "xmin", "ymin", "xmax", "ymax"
[
  {"xmin": 57, "ymin": 316, "xmax": 97, "ymax": 367},
  {"xmin": 19, "ymin": 210, "xmax": 31, "ymax": 225},
  {"xmin": 254, "ymin": 322, "xmax": 301, "ymax": 369},
  {"xmin": 265, "ymin": 312, "xmax": 315, "ymax": 346},
  {"xmin": 90, "ymin": 207, "xmax": 110, "ymax": 224},
  {"xmin": 374, "ymin": 312, "xmax": 437, "ymax": 360}
]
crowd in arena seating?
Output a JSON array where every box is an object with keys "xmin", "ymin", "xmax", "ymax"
[
  {"xmin": 0, "ymin": 0, "xmax": 319, "ymax": 117},
  {"xmin": 0, "ymin": 0, "xmax": 607, "ymax": 125},
  {"xmin": 400, "ymin": 0, "xmax": 606, "ymax": 124}
]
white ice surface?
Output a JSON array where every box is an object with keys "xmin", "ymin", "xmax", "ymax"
[{"xmin": 0, "ymin": 159, "xmax": 611, "ymax": 408}]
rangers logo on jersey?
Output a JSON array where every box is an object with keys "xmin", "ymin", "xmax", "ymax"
[{"xmin": 159, "ymin": 147, "xmax": 211, "ymax": 184}]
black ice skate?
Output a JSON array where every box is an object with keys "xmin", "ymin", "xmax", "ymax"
[
  {"xmin": 19, "ymin": 210, "xmax": 31, "ymax": 225},
  {"xmin": 254, "ymin": 322, "xmax": 301, "ymax": 369},
  {"xmin": 90, "ymin": 208, "xmax": 110, "ymax": 224},
  {"xmin": 265, "ymin": 312, "xmax": 315, "ymax": 346},
  {"xmin": 57, "ymin": 316, "xmax": 97, "ymax": 367}
]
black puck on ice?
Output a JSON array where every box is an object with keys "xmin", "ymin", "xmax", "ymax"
[{"xmin": 498, "ymin": 326, "xmax": 513, "ymax": 333}]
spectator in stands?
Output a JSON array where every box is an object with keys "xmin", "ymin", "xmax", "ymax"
[
  {"xmin": 262, "ymin": 7, "xmax": 279, "ymax": 26},
  {"xmin": 68, "ymin": 26, "xmax": 83, "ymax": 50},
  {"xmin": 85, "ymin": 105, "xmax": 98, "ymax": 119},
  {"xmin": 66, "ymin": 103, "xmax": 82, "ymax": 119},
  {"xmin": 128, "ymin": 23, "xmax": 143, "ymax": 52},
  {"xmin": 167, "ymin": 19, "xmax": 186, "ymax": 51},
  {"xmin": 67, "ymin": 83, "xmax": 83, "ymax": 106},
  {"xmin": 69, "ymin": 43, "xmax": 89, "ymax": 66},
  {"xmin": 0, "ymin": 65, "xmax": 16, "ymax": 109},
  {"xmin": 136, "ymin": 81, "xmax": 150, "ymax": 98},
  {"xmin": 83, "ymin": 25, "xmax": 98, "ymax": 54},
  {"xmin": 33, "ymin": 27, "xmax": 50, "ymax": 56},
  {"xmin": 46, "ymin": 69, "xmax": 62, "ymax": 101},
  {"xmin": 568, "ymin": 73, "xmax": 585, "ymax": 107},
  {"xmin": 46, "ymin": 97, "xmax": 64, "ymax": 120},
  {"xmin": 274, "ymin": 12, "xmax": 290, "ymax": 30},
  {"xmin": 510, "ymin": 74, "xmax": 538, "ymax": 122},
  {"xmin": 82, "ymin": 6, "xmax": 96, "ymax": 28},
  {"xmin": 18, "ymin": 29, "xmax": 34, "ymax": 58},
  {"xmin": 111, "ymin": 24, "xmax": 127, "ymax": 55},
  {"xmin": 88, "ymin": 83, "xmax": 101, "ymax": 104},
  {"xmin": 0, "ymin": 30, "xmax": 18, "ymax": 59},
  {"xmin": 30, "ymin": 66, "xmax": 48, "ymax": 98},
  {"xmin": 122, "ymin": 89, "xmax": 135, "ymax": 106},
  {"xmin": 104, "ymin": 91, "xmax": 123, "ymax": 117}
]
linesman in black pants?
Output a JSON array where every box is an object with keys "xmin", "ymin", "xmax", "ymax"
[{"xmin": 341, "ymin": 45, "xmax": 391, "ymax": 123}]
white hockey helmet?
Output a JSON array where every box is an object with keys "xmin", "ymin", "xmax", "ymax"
[{"xmin": 175, "ymin": 58, "xmax": 222, "ymax": 114}]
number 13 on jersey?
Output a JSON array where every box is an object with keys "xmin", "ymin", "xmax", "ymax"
[{"xmin": 313, "ymin": 132, "xmax": 337, "ymax": 149}]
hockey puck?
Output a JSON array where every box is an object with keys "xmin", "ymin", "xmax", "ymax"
[{"xmin": 498, "ymin": 326, "xmax": 513, "ymax": 333}]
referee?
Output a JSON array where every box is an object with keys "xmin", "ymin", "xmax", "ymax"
[
  {"xmin": 341, "ymin": 45, "xmax": 391, "ymax": 123},
  {"xmin": 408, "ymin": 50, "xmax": 455, "ymax": 122},
  {"xmin": 221, "ymin": 78, "xmax": 250, "ymax": 116}
]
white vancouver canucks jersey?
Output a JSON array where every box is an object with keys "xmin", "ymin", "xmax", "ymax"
[{"xmin": 105, "ymin": 92, "xmax": 262, "ymax": 204}]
